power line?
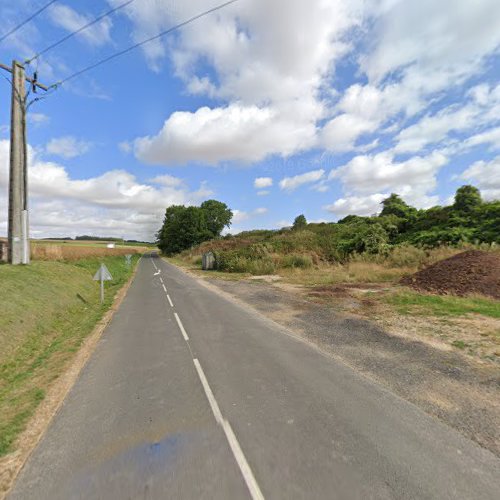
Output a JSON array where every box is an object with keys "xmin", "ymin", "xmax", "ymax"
[
  {"xmin": 49, "ymin": 0, "xmax": 240, "ymax": 89},
  {"xmin": 0, "ymin": 0, "xmax": 58, "ymax": 45},
  {"xmin": 26, "ymin": 0, "xmax": 138, "ymax": 64}
]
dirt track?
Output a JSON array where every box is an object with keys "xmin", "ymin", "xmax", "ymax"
[{"xmin": 208, "ymin": 277, "xmax": 500, "ymax": 456}]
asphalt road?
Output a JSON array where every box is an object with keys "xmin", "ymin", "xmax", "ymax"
[{"xmin": 9, "ymin": 254, "xmax": 500, "ymax": 499}]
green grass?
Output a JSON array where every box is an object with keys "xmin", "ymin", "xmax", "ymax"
[
  {"xmin": 451, "ymin": 340, "xmax": 469, "ymax": 349},
  {"xmin": 386, "ymin": 290, "xmax": 500, "ymax": 319},
  {"xmin": 0, "ymin": 255, "xmax": 140, "ymax": 457}
]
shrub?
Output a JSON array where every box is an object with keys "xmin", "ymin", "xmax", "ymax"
[
  {"xmin": 386, "ymin": 244, "xmax": 427, "ymax": 268},
  {"xmin": 281, "ymin": 254, "xmax": 313, "ymax": 269}
]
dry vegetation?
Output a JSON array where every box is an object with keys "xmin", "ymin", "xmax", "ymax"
[
  {"xmin": 31, "ymin": 242, "xmax": 146, "ymax": 261},
  {"xmin": 178, "ymin": 242, "xmax": 486, "ymax": 285}
]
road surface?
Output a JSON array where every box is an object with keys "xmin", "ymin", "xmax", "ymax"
[{"xmin": 9, "ymin": 254, "xmax": 500, "ymax": 499}]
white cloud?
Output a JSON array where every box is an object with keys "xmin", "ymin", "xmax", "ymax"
[
  {"xmin": 254, "ymin": 177, "xmax": 273, "ymax": 189},
  {"xmin": 231, "ymin": 209, "xmax": 249, "ymax": 224},
  {"xmin": 324, "ymin": 193, "xmax": 387, "ymax": 217},
  {"xmin": 0, "ymin": 140, "xmax": 211, "ymax": 240},
  {"xmin": 394, "ymin": 83, "xmax": 500, "ymax": 153},
  {"xmin": 279, "ymin": 169, "xmax": 325, "ymax": 192},
  {"xmin": 125, "ymin": 0, "xmax": 364, "ymax": 164},
  {"xmin": 46, "ymin": 136, "xmax": 92, "ymax": 159},
  {"xmin": 362, "ymin": 0, "xmax": 500, "ymax": 88},
  {"xmin": 48, "ymin": 4, "xmax": 113, "ymax": 46},
  {"xmin": 322, "ymin": 0, "xmax": 500, "ymax": 154},
  {"xmin": 321, "ymin": 113, "xmax": 379, "ymax": 152},
  {"xmin": 122, "ymin": 0, "xmax": 500, "ymax": 164},
  {"xmin": 134, "ymin": 103, "xmax": 318, "ymax": 165},
  {"xmin": 329, "ymin": 151, "xmax": 447, "ymax": 207},
  {"xmin": 464, "ymin": 127, "xmax": 500, "ymax": 151},
  {"xmin": 28, "ymin": 113, "xmax": 50, "ymax": 127},
  {"xmin": 149, "ymin": 174, "xmax": 184, "ymax": 188},
  {"xmin": 460, "ymin": 157, "xmax": 500, "ymax": 200},
  {"xmin": 312, "ymin": 182, "xmax": 329, "ymax": 193},
  {"xmin": 119, "ymin": 141, "xmax": 132, "ymax": 154},
  {"xmin": 256, "ymin": 190, "xmax": 270, "ymax": 196},
  {"xmin": 254, "ymin": 207, "xmax": 268, "ymax": 215}
]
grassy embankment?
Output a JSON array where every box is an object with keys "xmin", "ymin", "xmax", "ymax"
[{"xmin": 0, "ymin": 254, "xmax": 141, "ymax": 457}]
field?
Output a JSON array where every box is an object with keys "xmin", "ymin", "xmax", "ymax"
[
  {"xmin": 30, "ymin": 239, "xmax": 152, "ymax": 261},
  {"xmin": 0, "ymin": 254, "xmax": 141, "ymax": 459}
]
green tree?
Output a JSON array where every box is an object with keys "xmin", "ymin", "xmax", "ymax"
[
  {"xmin": 380, "ymin": 193, "xmax": 416, "ymax": 219},
  {"xmin": 200, "ymin": 200, "xmax": 233, "ymax": 237},
  {"xmin": 356, "ymin": 223, "xmax": 389, "ymax": 254},
  {"xmin": 157, "ymin": 200, "xmax": 233, "ymax": 255},
  {"xmin": 453, "ymin": 185, "xmax": 482, "ymax": 213},
  {"xmin": 292, "ymin": 214, "xmax": 307, "ymax": 230}
]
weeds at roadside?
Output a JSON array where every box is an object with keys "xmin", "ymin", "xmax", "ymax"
[{"xmin": 452, "ymin": 340, "xmax": 468, "ymax": 349}]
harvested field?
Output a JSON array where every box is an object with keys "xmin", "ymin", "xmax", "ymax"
[
  {"xmin": 31, "ymin": 243, "xmax": 144, "ymax": 261},
  {"xmin": 401, "ymin": 250, "xmax": 500, "ymax": 299}
]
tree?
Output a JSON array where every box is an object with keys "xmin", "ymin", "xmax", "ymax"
[
  {"xmin": 292, "ymin": 214, "xmax": 307, "ymax": 230},
  {"xmin": 380, "ymin": 193, "xmax": 416, "ymax": 219},
  {"xmin": 157, "ymin": 200, "xmax": 233, "ymax": 255},
  {"xmin": 453, "ymin": 185, "xmax": 482, "ymax": 213},
  {"xmin": 200, "ymin": 200, "xmax": 233, "ymax": 237}
]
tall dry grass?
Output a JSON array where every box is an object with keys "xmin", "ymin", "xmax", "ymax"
[{"xmin": 31, "ymin": 243, "xmax": 144, "ymax": 261}]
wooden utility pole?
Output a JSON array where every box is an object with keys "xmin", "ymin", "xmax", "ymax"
[{"xmin": 0, "ymin": 60, "xmax": 48, "ymax": 264}]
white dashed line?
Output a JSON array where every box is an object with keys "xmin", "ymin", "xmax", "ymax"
[
  {"xmin": 162, "ymin": 283, "xmax": 167, "ymax": 293},
  {"xmin": 193, "ymin": 359, "xmax": 265, "ymax": 500},
  {"xmin": 167, "ymin": 294, "xmax": 174, "ymax": 308},
  {"xmin": 174, "ymin": 312, "xmax": 189, "ymax": 341}
]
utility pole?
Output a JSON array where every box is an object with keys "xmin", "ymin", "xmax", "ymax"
[{"xmin": 0, "ymin": 60, "xmax": 48, "ymax": 264}]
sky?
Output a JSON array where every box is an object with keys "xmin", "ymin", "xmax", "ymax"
[{"xmin": 0, "ymin": 0, "xmax": 499, "ymax": 241}]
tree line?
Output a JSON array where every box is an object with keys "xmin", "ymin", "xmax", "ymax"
[{"xmin": 156, "ymin": 185, "xmax": 499, "ymax": 258}]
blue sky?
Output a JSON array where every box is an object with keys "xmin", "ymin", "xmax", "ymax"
[{"xmin": 0, "ymin": 0, "xmax": 499, "ymax": 240}]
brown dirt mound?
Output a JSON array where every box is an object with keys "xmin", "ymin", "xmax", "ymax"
[{"xmin": 400, "ymin": 250, "xmax": 500, "ymax": 299}]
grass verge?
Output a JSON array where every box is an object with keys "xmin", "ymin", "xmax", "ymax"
[
  {"xmin": 0, "ymin": 255, "xmax": 140, "ymax": 457},
  {"xmin": 385, "ymin": 290, "xmax": 500, "ymax": 319}
]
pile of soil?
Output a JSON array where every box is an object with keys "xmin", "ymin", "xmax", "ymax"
[{"xmin": 401, "ymin": 250, "xmax": 500, "ymax": 299}]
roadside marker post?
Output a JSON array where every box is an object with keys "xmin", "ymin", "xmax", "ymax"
[{"xmin": 93, "ymin": 263, "xmax": 113, "ymax": 303}]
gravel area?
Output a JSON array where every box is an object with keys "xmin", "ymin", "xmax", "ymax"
[{"xmin": 209, "ymin": 277, "xmax": 500, "ymax": 457}]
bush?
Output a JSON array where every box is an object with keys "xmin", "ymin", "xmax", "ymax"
[
  {"xmin": 386, "ymin": 244, "xmax": 427, "ymax": 268},
  {"xmin": 214, "ymin": 249, "xmax": 276, "ymax": 274},
  {"xmin": 281, "ymin": 254, "xmax": 313, "ymax": 269}
]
